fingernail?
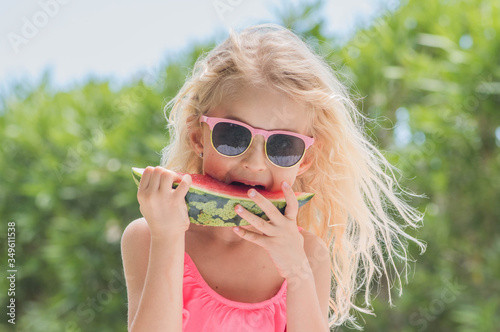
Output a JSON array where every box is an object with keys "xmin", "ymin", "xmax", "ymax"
[
  {"xmin": 249, "ymin": 189, "xmax": 256, "ymax": 197},
  {"xmin": 236, "ymin": 205, "xmax": 243, "ymax": 212},
  {"xmin": 234, "ymin": 227, "xmax": 240, "ymax": 232},
  {"xmin": 283, "ymin": 181, "xmax": 290, "ymax": 189}
]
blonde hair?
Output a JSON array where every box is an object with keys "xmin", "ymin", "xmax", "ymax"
[{"xmin": 160, "ymin": 24, "xmax": 426, "ymax": 329}]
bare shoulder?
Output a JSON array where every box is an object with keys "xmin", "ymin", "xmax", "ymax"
[
  {"xmin": 121, "ymin": 217, "xmax": 152, "ymax": 280},
  {"xmin": 121, "ymin": 217, "xmax": 152, "ymax": 284},
  {"xmin": 121, "ymin": 217, "xmax": 151, "ymax": 257},
  {"xmin": 121, "ymin": 217, "xmax": 151, "ymax": 330}
]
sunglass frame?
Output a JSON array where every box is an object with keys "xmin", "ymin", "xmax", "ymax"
[{"xmin": 199, "ymin": 115, "xmax": 314, "ymax": 168}]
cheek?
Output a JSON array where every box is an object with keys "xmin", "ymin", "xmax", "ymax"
[{"xmin": 202, "ymin": 151, "xmax": 232, "ymax": 179}]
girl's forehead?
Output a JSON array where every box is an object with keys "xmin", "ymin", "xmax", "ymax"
[
  {"xmin": 207, "ymin": 86, "xmax": 311, "ymax": 135},
  {"xmin": 207, "ymin": 106, "xmax": 311, "ymax": 135}
]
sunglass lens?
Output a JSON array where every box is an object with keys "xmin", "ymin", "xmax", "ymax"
[
  {"xmin": 267, "ymin": 134, "xmax": 305, "ymax": 167},
  {"xmin": 212, "ymin": 122, "xmax": 252, "ymax": 156}
]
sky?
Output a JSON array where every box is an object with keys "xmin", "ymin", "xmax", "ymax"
[{"xmin": 0, "ymin": 0, "xmax": 393, "ymax": 93}]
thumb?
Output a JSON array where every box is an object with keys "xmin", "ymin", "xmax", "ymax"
[{"xmin": 176, "ymin": 174, "xmax": 192, "ymax": 196}]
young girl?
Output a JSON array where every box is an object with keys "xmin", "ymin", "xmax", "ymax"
[{"xmin": 121, "ymin": 24, "xmax": 425, "ymax": 331}]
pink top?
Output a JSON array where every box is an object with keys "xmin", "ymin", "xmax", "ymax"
[{"xmin": 182, "ymin": 227, "xmax": 303, "ymax": 332}]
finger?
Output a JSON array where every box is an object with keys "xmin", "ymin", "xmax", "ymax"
[
  {"xmin": 239, "ymin": 224, "xmax": 264, "ymax": 235},
  {"xmin": 139, "ymin": 166, "xmax": 154, "ymax": 191},
  {"xmin": 233, "ymin": 226, "xmax": 268, "ymax": 247},
  {"xmin": 247, "ymin": 189, "xmax": 285, "ymax": 223},
  {"xmin": 281, "ymin": 181, "xmax": 299, "ymax": 220},
  {"xmin": 235, "ymin": 204, "xmax": 275, "ymax": 236},
  {"xmin": 149, "ymin": 166, "xmax": 167, "ymax": 191},
  {"xmin": 159, "ymin": 168, "xmax": 181, "ymax": 192},
  {"xmin": 176, "ymin": 174, "xmax": 192, "ymax": 197}
]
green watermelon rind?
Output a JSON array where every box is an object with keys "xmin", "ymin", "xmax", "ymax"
[{"xmin": 131, "ymin": 167, "xmax": 314, "ymax": 227}]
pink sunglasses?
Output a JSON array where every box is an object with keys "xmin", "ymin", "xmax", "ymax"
[{"xmin": 199, "ymin": 115, "xmax": 314, "ymax": 168}]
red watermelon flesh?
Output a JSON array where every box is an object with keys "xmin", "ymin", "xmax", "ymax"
[{"xmin": 132, "ymin": 167, "xmax": 314, "ymax": 227}]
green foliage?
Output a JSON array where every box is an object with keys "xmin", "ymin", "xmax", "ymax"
[
  {"xmin": 1, "ymin": 0, "xmax": 498, "ymax": 331},
  {"xmin": 331, "ymin": 0, "xmax": 500, "ymax": 330},
  {"xmin": 0, "ymin": 48, "xmax": 207, "ymax": 331}
]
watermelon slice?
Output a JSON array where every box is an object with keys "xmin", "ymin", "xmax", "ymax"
[{"xmin": 132, "ymin": 167, "xmax": 314, "ymax": 227}]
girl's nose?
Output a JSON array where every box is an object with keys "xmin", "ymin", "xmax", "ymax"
[{"xmin": 241, "ymin": 135, "xmax": 267, "ymax": 171}]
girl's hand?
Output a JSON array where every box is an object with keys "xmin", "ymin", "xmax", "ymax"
[
  {"xmin": 137, "ymin": 166, "xmax": 192, "ymax": 240},
  {"xmin": 233, "ymin": 181, "xmax": 307, "ymax": 279}
]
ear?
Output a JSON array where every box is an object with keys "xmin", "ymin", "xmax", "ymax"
[
  {"xmin": 296, "ymin": 150, "xmax": 314, "ymax": 177},
  {"xmin": 187, "ymin": 115, "xmax": 204, "ymax": 155}
]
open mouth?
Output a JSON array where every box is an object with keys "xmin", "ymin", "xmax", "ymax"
[{"xmin": 230, "ymin": 181, "xmax": 266, "ymax": 191}]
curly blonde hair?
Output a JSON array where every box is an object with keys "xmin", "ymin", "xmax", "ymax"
[{"xmin": 160, "ymin": 24, "xmax": 426, "ymax": 329}]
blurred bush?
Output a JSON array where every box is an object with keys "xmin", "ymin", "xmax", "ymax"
[
  {"xmin": 0, "ymin": 0, "xmax": 498, "ymax": 331},
  {"xmin": 0, "ymin": 47, "xmax": 211, "ymax": 331}
]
